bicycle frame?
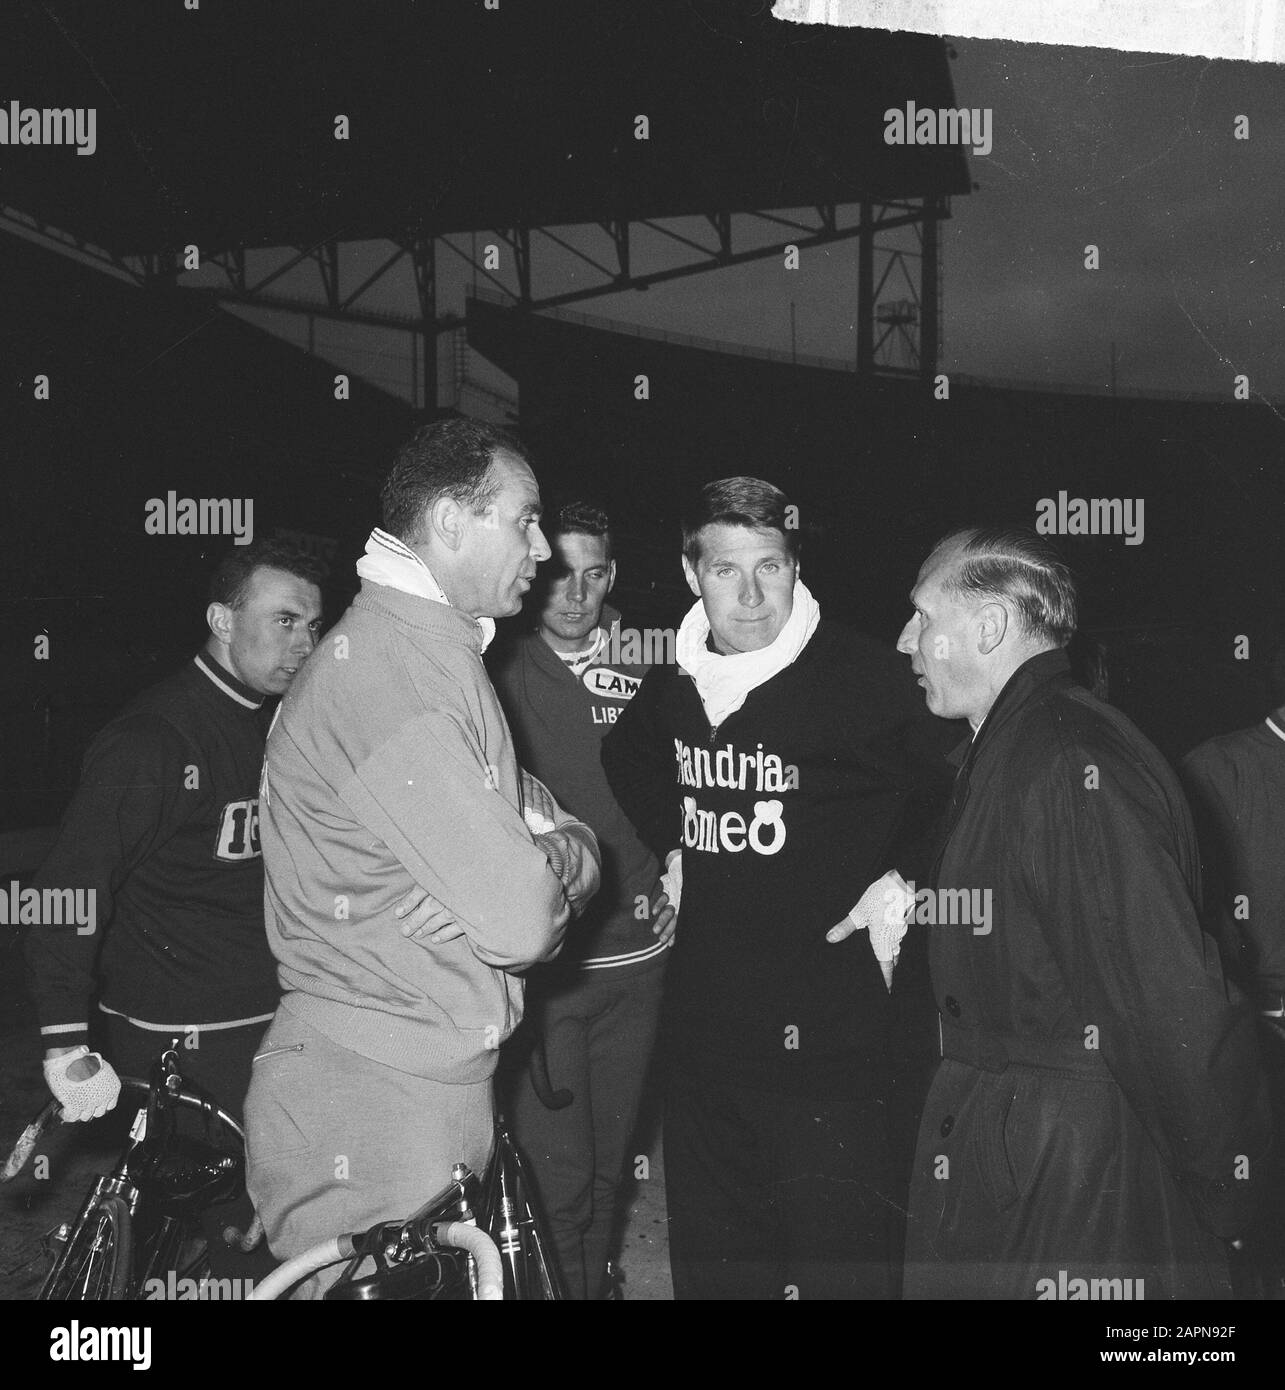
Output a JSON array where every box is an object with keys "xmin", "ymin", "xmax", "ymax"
[
  {"xmin": 4, "ymin": 1046, "xmax": 249, "ymax": 1301},
  {"xmin": 476, "ymin": 1118, "xmax": 565, "ymax": 1301}
]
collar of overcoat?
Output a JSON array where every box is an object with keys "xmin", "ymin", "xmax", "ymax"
[
  {"xmin": 933, "ymin": 647, "xmax": 1074, "ymax": 883},
  {"xmin": 965, "ymin": 646, "xmax": 1073, "ymax": 767}
]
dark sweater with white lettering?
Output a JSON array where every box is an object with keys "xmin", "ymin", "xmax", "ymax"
[
  {"xmin": 602, "ymin": 621, "xmax": 962, "ymax": 1096},
  {"xmin": 24, "ymin": 653, "xmax": 280, "ymax": 1046}
]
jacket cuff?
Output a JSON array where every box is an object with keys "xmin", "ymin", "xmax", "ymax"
[
  {"xmin": 38, "ymin": 1022, "xmax": 90, "ymax": 1051},
  {"xmin": 541, "ymin": 835, "xmax": 569, "ymax": 883},
  {"xmin": 541, "ymin": 821, "xmax": 598, "ymax": 882}
]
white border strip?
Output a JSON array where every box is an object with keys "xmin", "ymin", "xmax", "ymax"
[{"xmin": 772, "ymin": 0, "xmax": 1285, "ymax": 64}]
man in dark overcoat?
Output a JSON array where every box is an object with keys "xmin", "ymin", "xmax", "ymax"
[{"xmin": 897, "ymin": 526, "xmax": 1270, "ymax": 1300}]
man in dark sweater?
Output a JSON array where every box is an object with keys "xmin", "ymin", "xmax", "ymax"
[
  {"xmin": 1181, "ymin": 643, "xmax": 1285, "ymax": 1296},
  {"xmin": 602, "ymin": 477, "xmax": 958, "ymax": 1300},
  {"xmin": 488, "ymin": 502, "xmax": 673, "ymax": 1299},
  {"xmin": 26, "ymin": 538, "xmax": 324, "ymax": 1125}
]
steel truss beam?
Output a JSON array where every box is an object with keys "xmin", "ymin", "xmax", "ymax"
[
  {"xmin": 197, "ymin": 202, "xmax": 943, "ymax": 332},
  {"xmin": 0, "ymin": 204, "xmax": 145, "ymax": 284},
  {"xmin": 2, "ymin": 197, "xmax": 951, "ymax": 386}
]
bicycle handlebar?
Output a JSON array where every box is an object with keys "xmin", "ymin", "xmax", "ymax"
[
  {"xmin": 248, "ymin": 1234, "xmax": 358, "ymax": 1300},
  {"xmin": 247, "ymin": 1221, "xmax": 504, "ymax": 1301},
  {"xmin": 0, "ymin": 1099, "xmax": 59, "ymax": 1183},
  {"xmin": 119, "ymin": 1075, "xmax": 246, "ymax": 1144},
  {"xmin": 1, "ymin": 1075, "xmax": 245, "ymax": 1182},
  {"xmin": 438, "ymin": 1222, "xmax": 505, "ymax": 1300}
]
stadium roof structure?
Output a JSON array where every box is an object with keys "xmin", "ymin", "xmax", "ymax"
[
  {"xmin": 7, "ymin": 1, "xmax": 967, "ymax": 252},
  {"xmin": 3, "ymin": 2, "xmax": 971, "ymax": 396}
]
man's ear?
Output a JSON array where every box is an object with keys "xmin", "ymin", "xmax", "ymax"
[
  {"xmin": 427, "ymin": 495, "xmax": 467, "ymax": 552},
  {"xmin": 206, "ymin": 601, "xmax": 234, "ymax": 648},
  {"xmin": 681, "ymin": 556, "xmax": 701, "ymax": 599},
  {"xmin": 976, "ymin": 602, "xmax": 1009, "ymax": 656},
  {"xmin": 606, "ymin": 559, "xmax": 617, "ymax": 595}
]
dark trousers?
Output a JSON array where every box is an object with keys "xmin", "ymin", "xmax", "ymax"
[
  {"xmin": 500, "ymin": 960, "xmax": 666, "ymax": 1299},
  {"xmin": 663, "ymin": 1074, "xmax": 903, "ymax": 1300},
  {"xmin": 1254, "ymin": 1025, "xmax": 1285, "ymax": 1289},
  {"xmin": 100, "ymin": 1012, "xmax": 272, "ymax": 1285},
  {"xmin": 100, "ymin": 1013, "xmax": 264, "ymax": 1124}
]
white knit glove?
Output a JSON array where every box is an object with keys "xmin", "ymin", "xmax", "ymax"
[
  {"xmin": 43, "ymin": 1046, "xmax": 122, "ymax": 1122},
  {"xmin": 844, "ymin": 870, "xmax": 915, "ymax": 992}
]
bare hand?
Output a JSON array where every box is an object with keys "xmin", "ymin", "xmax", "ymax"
[
  {"xmin": 521, "ymin": 769, "xmax": 558, "ymax": 827},
  {"xmin": 395, "ymin": 886, "xmax": 466, "ymax": 944},
  {"xmin": 825, "ymin": 915, "xmax": 860, "ymax": 944},
  {"xmin": 648, "ymin": 887, "xmax": 677, "ymax": 946}
]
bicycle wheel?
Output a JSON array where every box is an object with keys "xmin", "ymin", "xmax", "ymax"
[{"xmin": 40, "ymin": 1195, "xmax": 134, "ymax": 1300}]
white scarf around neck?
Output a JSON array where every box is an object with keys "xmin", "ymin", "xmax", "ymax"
[
  {"xmin": 675, "ymin": 577, "xmax": 820, "ymax": 729},
  {"xmin": 356, "ymin": 528, "xmax": 495, "ymax": 652}
]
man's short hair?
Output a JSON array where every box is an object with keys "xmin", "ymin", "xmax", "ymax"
[
  {"xmin": 209, "ymin": 538, "xmax": 326, "ymax": 609},
  {"xmin": 380, "ymin": 419, "xmax": 531, "ymax": 542},
  {"xmin": 550, "ymin": 500, "xmax": 612, "ymax": 560},
  {"xmin": 933, "ymin": 526, "xmax": 1078, "ymax": 648},
  {"xmin": 681, "ymin": 477, "xmax": 800, "ymax": 566}
]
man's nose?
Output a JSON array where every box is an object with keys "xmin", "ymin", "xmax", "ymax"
[
  {"xmin": 530, "ymin": 524, "xmax": 552, "ymax": 563},
  {"xmin": 739, "ymin": 577, "xmax": 763, "ymax": 608},
  {"xmin": 895, "ymin": 619, "xmax": 917, "ymax": 654},
  {"xmin": 296, "ymin": 627, "xmax": 317, "ymax": 654},
  {"xmin": 566, "ymin": 575, "xmax": 586, "ymax": 603}
]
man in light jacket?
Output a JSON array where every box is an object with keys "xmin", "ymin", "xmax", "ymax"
[{"xmin": 246, "ymin": 420, "xmax": 600, "ymax": 1297}]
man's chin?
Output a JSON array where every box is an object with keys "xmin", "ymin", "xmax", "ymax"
[
  {"xmin": 923, "ymin": 688, "xmax": 958, "ymax": 720},
  {"xmin": 718, "ymin": 636, "xmax": 773, "ymax": 655},
  {"xmin": 544, "ymin": 619, "xmax": 597, "ymax": 644},
  {"xmin": 729, "ymin": 625, "xmax": 782, "ymax": 653}
]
